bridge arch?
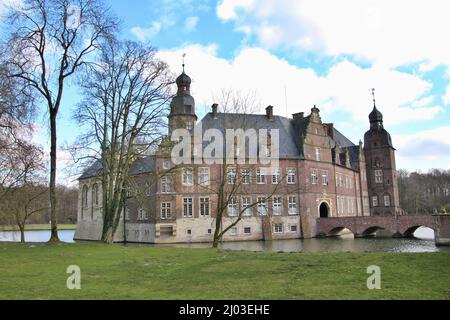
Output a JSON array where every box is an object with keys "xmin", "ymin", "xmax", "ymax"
[
  {"xmin": 403, "ymin": 225, "xmax": 435, "ymax": 238},
  {"xmin": 327, "ymin": 226, "xmax": 355, "ymax": 237},
  {"xmin": 361, "ymin": 226, "xmax": 386, "ymax": 237}
]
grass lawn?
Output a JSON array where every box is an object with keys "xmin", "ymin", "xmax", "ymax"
[
  {"xmin": 0, "ymin": 224, "xmax": 77, "ymax": 231},
  {"xmin": 0, "ymin": 242, "xmax": 449, "ymax": 300}
]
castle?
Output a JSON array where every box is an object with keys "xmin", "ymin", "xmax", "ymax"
[{"xmin": 74, "ymin": 68, "xmax": 401, "ymax": 243}]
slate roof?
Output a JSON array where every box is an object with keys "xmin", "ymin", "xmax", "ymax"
[
  {"xmin": 78, "ymin": 156, "xmax": 156, "ymax": 180},
  {"xmin": 79, "ymin": 111, "xmax": 362, "ymax": 180}
]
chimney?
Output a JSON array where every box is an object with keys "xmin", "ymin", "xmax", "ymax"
[
  {"xmin": 292, "ymin": 112, "xmax": 304, "ymax": 120},
  {"xmin": 211, "ymin": 103, "xmax": 218, "ymax": 118},
  {"xmin": 266, "ymin": 105, "xmax": 274, "ymax": 120}
]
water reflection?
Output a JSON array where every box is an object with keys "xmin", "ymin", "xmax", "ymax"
[{"xmin": 1, "ymin": 227, "xmax": 449, "ymax": 253}]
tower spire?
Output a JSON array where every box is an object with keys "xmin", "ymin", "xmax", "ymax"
[
  {"xmin": 371, "ymin": 88, "xmax": 376, "ymax": 108},
  {"xmin": 182, "ymin": 53, "xmax": 186, "ymax": 73}
]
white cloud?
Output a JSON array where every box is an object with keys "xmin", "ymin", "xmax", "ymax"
[
  {"xmin": 216, "ymin": 0, "xmax": 450, "ymax": 68},
  {"xmin": 394, "ymin": 126, "xmax": 450, "ymax": 171},
  {"xmin": 131, "ymin": 22, "xmax": 162, "ymax": 42},
  {"xmin": 157, "ymin": 44, "xmax": 439, "ymax": 127},
  {"xmin": 184, "ymin": 16, "xmax": 199, "ymax": 32},
  {"xmin": 444, "ymin": 84, "xmax": 450, "ymax": 105}
]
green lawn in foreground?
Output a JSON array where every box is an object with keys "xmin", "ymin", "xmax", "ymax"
[
  {"xmin": 0, "ymin": 224, "xmax": 77, "ymax": 231},
  {"xmin": 0, "ymin": 243, "xmax": 449, "ymax": 300}
]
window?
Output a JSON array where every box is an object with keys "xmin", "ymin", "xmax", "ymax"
[
  {"xmin": 163, "ymin": 160, "xmax": 170, "ymax": 170},
  {"xmin": 321, "ymin": 170, "xmax": 329, "ymax": 186},
  {"xmin": 92, "ymin": 184, "xmax": 99, "ymax": 206},
  {"xmin": 200, "ymin": 197, "xmax": 210, "ymax": 216},
  {"xmin": 228, "ymin": 197, "xmax": 237, "ymax": 216},
  {"xmin": 161, "ymin": 203, "xmax": 171, "ymax": 219},
  {"xmin": 227, "ymin": 168, "xmax": 236, "ymax": 184},
  {"xmin": 230, "ymin": 227, "xmax": 238, "ymax": 236},
  {"xmin": 183, "ymin": 198, "xmax": 193, "ymax": 217},
  {"xmin": 272, "ymin": 169, "xmax": 281, "ymax": 184},
  {"xmin": 256, "ymin": 168, "xmax": 266, "ymax": 184},
  {"xmin": 138, "ymin": 208, "xmax": 147, "ymax": 220},
  {"xmin": 182, "ymin": 168, "xmax": 193, "ymax": 186},
  {"xmin": 315, "ymin": 148, "xmax": 321, "ymax": 161},
  {"xmin": 257, "ymin": 197, "xmax": 267, "ymax": 215},
  {"xmin": 207, "ymin": 229, "xmax": 212, "ymax": 234},
  {"xmin": 241, "ymin": 169, "xmax": 251, "ymax": 184},
  {"xmin": 375, "ymin": 170, "xmax": 383, "ymax": 184},
  {"xmin": 125, "ymin": 208, "xmax": 130, "ymax": 221},
  {"xmin": 384, "ymin": 195, "xmax": 391, "ymax": 207},
  {"xmin": 311, "ymin": 168, "xmax": 318, "ymax": 185},
  {"xmin": 82, "ymin": 185, "xmax": 88, "ymax": 208},
  {"xmin": 198, "ymin": 167, "xmax": 210, "ymax": 186},
  {"xmin": 274, "ymin": 223, "xmax": 283, "ymax": 233},
  {"xmin": 186, "ymin": 122, "xmax": 193, "ymax": 130},
  {"xmin": 288, "ymin": 196, "xmax": 298, "ymax": 214},
  {"xmin": 244, "ymin": 227, "xmax": 251, "ymax": 234},
  {"xmin": 161, "ymin": 176, "xmax": 171, "ymax": 193},
  {"xmin": 186, "ymin": 228, "xmax": 192, "ymax": 236},
  {"xmin": 287, "ymin": 168, "xmax": 296, "ymax": 184},
  {"xmin": 273, "ymin": 196, "xmax": 282, "ymax": 215},
  {"xmin": 242, "ymin": 197, "xmax": 252, "ymax": 216},
  {"xmin": 290, "ymin": 225, "xmax": 298, "ymax": 232},
  {"xmin": 372, "ymin": 196, "xmax": 379, "ymax": 207}
]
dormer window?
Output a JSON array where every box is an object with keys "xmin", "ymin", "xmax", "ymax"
[{"xmin": 186, "ymin": 122, "xmax": 193, "ymax": 130}]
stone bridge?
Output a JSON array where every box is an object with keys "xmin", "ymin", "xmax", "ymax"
[{"xmin": 316, "ymin": 215, "xmax": 435, "ymax": 238}]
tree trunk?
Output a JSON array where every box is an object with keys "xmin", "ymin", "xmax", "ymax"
[
  {"xmin": 19, "ymin": 226, "xmax": 25, "ymax": 243},
  {"xmin": 48, "ymin": 112, "xmax": 60, "ymax": 242}
]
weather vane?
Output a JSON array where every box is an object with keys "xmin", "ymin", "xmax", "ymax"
[
  {"xmin": 371, "ymin": 88, "xmax": 376, "ymax": 107},
  {"xmin": 182, "ymin": 53, "xmax": 186, "ymax": 72}
]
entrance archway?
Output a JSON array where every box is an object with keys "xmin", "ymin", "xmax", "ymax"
[{"xmin": 319, "ymin": 202, "xmax": 330, "ymax": 218}]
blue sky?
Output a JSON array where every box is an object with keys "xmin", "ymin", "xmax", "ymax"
[{"xmin": 13, "ymin": 0, "xmax": 449, "ymax": 183}]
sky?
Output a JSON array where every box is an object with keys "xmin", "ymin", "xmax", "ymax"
[{"xmin": 2, "ymin": 0, "xmax": 450, "ymax": 184}]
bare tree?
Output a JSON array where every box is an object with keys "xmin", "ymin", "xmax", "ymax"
[
  {"xmin": 193, "ymin": 90, "xmax": 290, "ymax": 247},
  {"xmin": 2, "ymin": 0, "xmax": 118, "ymax": 242},
  {"xmin": 73, "ymin": 40, "xmax": 173, "ymax": 243},
  {"xmin": 0, "ymin": 184, "xmax": 48, "ymax": 242}
]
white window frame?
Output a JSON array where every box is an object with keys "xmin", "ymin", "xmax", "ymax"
[
  {"xmin": 161, "ymin": 176, "xmax": 171, "ymax": 194},
  {"xmin": 163, "ymin": 160, "xmax": 170, "ymax": 170},
  {"xmin": 183, "ymin": 197, "xmax": 193, "ymax": 217},
  {"xmin": 288, "ymin": 196, "xmax": 298, "ymax": 215},
  {"xmin": 243, "ymin": 226, "xmax": 252, "ymax": 234},
  {"xmin": 242, "ymin": 196, "xmax": 252, "ymax": 216},
  {"xmin": 257, "ymin": 197, "xmax": 267, "ymax": 215},
  {"xmin": 272, "ymin": 168, "xmax": 281, "ymax": 184},
  {"xmin": 199, "ymin": 197, "xmax": 210, "ymax": 216},
  {"xmin": 227, "ymin": 197, "xmax": 238, "ymax": 216},
  {"xmin": 198, "ymin": 167, "xmax": 210, "ymax": 186},
  {"xmin": 272, "ymin": 196, "xmax": 282, "ymax": 215},
  {"xmin": 375, "ymin": 170, "xmax": 383, "ymax": 184},
  {"xmin": 287, "ymin": 168, "xmax": 296, "ymax": 184},
  {"xmin": 290, "ymin": 224, "xmax": 298, "ymax": 233},
  {"xmin": 230, "ymin": 227, "xmax": 238, "ymax": 236},
  {"xmin": 182, "ymin": 168, "xmax": 193, "ymax": 186},
  {"xmin": 372, "ymin": 196, "xmax": 379, "ymax": 207},
  {"xmin": 274, "ymin": 223, "xmax": 284, "ymax": 233},
  {"xmin": 311, "ymin": 168, "xmax": 318, "ymax": 185},
  {"xmin": 384, "ymin": 194, "xmax": 391, "ymax": 207},
  {"xmin": 160, "ymin": 202, "xmax": 172, "ymax": 219},
  {"xmin": 321, "ymin": 170, "xmax": 328, "ymax": 186},
  {"xmin": 227, "ymin": 168, "xmax": 237, "ymax": 185},
  {"xmin": 138, "ymin": 208, "xmax": 147, "ymax": 221},
  {"xmin": 241, "ymin": 168, "xmax": 251, "ymax": 184},
  {"xmin": 256, "ymin": 168, "xmax": 266, "ymax": 184}
]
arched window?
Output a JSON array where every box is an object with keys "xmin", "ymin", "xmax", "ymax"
[
  {"xmin": 82, "ymin": 185, "xmax": 89, "ymax": 208},
  {"xmin": 92, "ymin": 184, "xmax": 99, "ymax": 207},
  {"xmin": 384, "ymin": 194, "xmax": 391, "ymax": 207}
]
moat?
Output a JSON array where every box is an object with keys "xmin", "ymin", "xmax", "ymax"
[{"xmin": 1, "ymin": 228, "xmax": 449, "ymax": 253}]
